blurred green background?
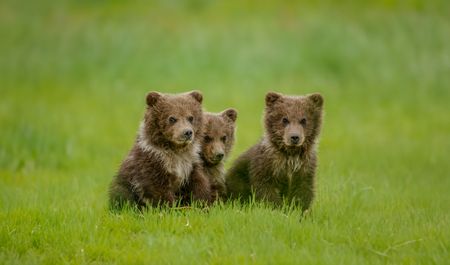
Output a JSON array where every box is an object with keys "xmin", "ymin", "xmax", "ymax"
[{"xmin": 1, "ymin": 0, "xmax": 449, "ymax": 264}]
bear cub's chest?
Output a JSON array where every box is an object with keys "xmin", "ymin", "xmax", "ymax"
[
  {"xmin": 271, "ymin": 155, "xmax": 303, "ymax": 184},
  {"xmin": 164, "ymin": 154, "xmax": 194, "ymax": 188}
]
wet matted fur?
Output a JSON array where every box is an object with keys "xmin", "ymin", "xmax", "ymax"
[
  {"xmin": 225, "ymin": 92, "xmax": 323, "ymax": 211},
  {"xmin": 109, "ymin": 91, "xmax": 211, "ymax": 209},
  {"xmin": 199, "ymin": 109, "xmax": 237, "ymax": 201}
]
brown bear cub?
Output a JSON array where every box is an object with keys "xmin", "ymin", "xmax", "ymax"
[
  {"xmin": 109, "ymin": 91, "xmax": 211, "ymax": 209},
  {"xmin": 199, "ymin": 109, "xmax": 237, "ymax": 201},
  {"xmin": 226, "ymin": 92, "xmax": 324, "ymax": 211}
]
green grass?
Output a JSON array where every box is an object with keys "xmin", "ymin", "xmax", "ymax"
[{"xmin": 1, "ymin": 0, "xmax": 449, "ymax": 264}]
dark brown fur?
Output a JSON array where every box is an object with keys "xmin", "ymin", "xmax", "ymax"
[
  {"xmin": 109, "ymin": 91, "xmax": 211, "ymax": 209},
  {"xmin": 225, "ymin": 92, "xmax": 323, "ymax": 211},
  {"xmin": 199, "ymin": 109, "xmax": 237, "ymax": 201}
]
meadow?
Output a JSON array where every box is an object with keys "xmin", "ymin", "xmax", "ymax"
[{"xmin": 0, "ymin": 0, "xmax": 449, "ymax": 264}]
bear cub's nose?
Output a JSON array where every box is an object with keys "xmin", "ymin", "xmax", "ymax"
[
  {"xmin": 183, "ymin": 129, "xmax": 193, "ymax": 140},
  {"xmin": 214, "ymin": 153, "xmax": 224, "ymax": 161},
  {"xmin": 290, "ymin": 135, "xmax": 300, "ymax": 144}
]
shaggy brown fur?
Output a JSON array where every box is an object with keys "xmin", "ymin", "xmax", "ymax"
[
  {"xmin": 109, "ymin": 91, "xmax": 211, "ymax": 209},
  {"xmin": 199, "ymin": 109, "xmax": 237, "ymax": 201},
  {"xmin": 225, "ymin": 92, "xmax": 324, "ymax": 211}
]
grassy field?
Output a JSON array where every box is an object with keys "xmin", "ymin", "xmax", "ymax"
[{"xmin": 1, "ymin": 0, "xmax": 449, "ymax": 264}]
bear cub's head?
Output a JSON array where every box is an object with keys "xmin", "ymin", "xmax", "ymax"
[
  {"xmin": 200, "ymin": 109, "xmax": 237, "ymax": 166},
  {"xmin": 265, "ymin": 92, "xmax": 323, "ymax": 153},
  {"xmin": 142, "ymin": 91, "xmax": 203, "ymax": 150}
]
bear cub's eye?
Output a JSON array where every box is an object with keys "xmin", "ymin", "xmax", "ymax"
[
  {"xmin": 300, "ymin": 118, "xmax": 307, "ymax": 126},
  {"xmin": 169, "ymin": 117, "xmax": 177, "ymax": 124},
  {"xmin": 187, "ymin": 116, "xmax": 194, "ymax": 123},
  {"xmin": 204, "ymin": 136, "xmax": 212, "ymax": 143},
  {"xmin": 221, "ymin": 136, "xmax": 227, "ymax": 143},
  {"xmin": 282, "ymin": 118, "xmax": 289, "ymax": 126}
]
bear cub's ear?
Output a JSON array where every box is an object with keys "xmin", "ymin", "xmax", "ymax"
[
  {"xmin": 188, "ymin": 91, "xmax": 203, "ymax": 104},
  {"xmin": 308, "ymin": 93, "xmax": 324, "ymax": 108},
  {"xmin": 146, "ymin": 92, "xmax": 161, "ymax": 107},
  {"xmin": 265, "ymin": 92, "xmax": 283, "ymax": 107},
  {"xmin": 221, "ymin": 108, "xmax": 238, "ymax": 123}
]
